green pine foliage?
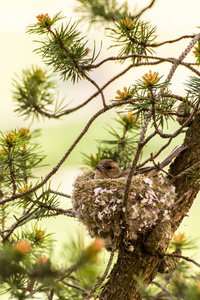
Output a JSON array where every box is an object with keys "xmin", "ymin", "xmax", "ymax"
[
  {"xmin": 1, "ymin": 1, "xmax": 200, "ymax": 299},
  {"xmin": 0, "ymin": 129, "xmax": 44, "ymax": 193},
  {"xmin": 12, "ymin": 67, "xmax": 56, "ymax": 119},
  {"xmin": 12, "ymin": 66, "xmax": 70, "ymax": 119},
  {"xmin": 108, "ymin": 17, "xmax": 157, "ymax": 63},
  {"xmin": 74, "ymin": 0, "xmax": 129, "ymax": 23},
  {"xmin": 27, "ymin": 13, "xmax": 100, "ymax": 83},
  {"xmin": 82, "ymin": 112, "xmax": 141, "ymax": 170}
]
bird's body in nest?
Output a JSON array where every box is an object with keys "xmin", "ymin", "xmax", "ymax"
[{"xmin": 94, "ymin": 145, "xmax": 187, "ymax": 179}]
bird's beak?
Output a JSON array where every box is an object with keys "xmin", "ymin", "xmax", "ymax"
[{"xmin": 96, "ymin": 164, "xmax": 105, "ymax": 172}]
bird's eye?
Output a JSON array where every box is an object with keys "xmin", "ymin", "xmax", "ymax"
[{"xmin": 106, "ymin": 166, "xmax": 113, "ymax": 170}]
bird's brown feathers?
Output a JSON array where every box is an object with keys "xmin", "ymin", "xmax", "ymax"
[
  {"xmin": 94, "ymin": 146, "xmax": 187, "ymax": 179},
  {"xmin": 94, "ymin": 159, "xmax": 123, "ymax": 179}
]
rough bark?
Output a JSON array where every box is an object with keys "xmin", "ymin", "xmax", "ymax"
[
  {"xmin": 100, "ymin": 114, "xmax": 200, "ymax": 300},
  {"xmin": 170, "ymin": 114, "xmax": 200, "ymax": 225}
]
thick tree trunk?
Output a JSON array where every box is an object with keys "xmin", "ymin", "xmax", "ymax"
[
  {"xmin": 101, "ymin": 245, "xmax": 162, "ymax": 300},
  {"xmin": 170, "ymin": 114, "xmax": 200, "ymax": 225},
  {"xmin": 100, "ymin": 114, "xmax": 200, "ymax": 300}
]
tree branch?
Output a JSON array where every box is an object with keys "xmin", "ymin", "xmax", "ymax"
[
  {"xmin": 152, "ymin": 280, "xmax": 173, "ymax": 297},
  {"xmin": 85, "ymin": 250, "xmax": 115, "ymax": 300},
  {"xmin": 62, "ymin": 280, "xmax": 88, "ymax": 295},
  {"xmin": 47, "ymin": 26, "xmax": 107, "ymax": 108},
  {"xmin": 49, "ymin": 189, "xmax": 71, "ymax": 199},
  {"xmin": 135, "ymin": 0, "xmax": 157, "ymax": 18},
  {"xmin": 0, "ymin": 98, "xmax": 140, "ymax": 205},
  {"xmin": 165, "ymin": 253, "xmax": 200, "ymax": 268}
]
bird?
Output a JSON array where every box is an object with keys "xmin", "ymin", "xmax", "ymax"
[{"xmin": 94, "ymin": 145, "xmax": 187, "ymax": 179}]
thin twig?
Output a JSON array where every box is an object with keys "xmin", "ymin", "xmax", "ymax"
[
  {"xmin": 48, "ymin": 26, "xmax": 107, "ymax": 108},
  {"xmin": 27, "ymin": 254, "xmax": 90, "ymax": 298},
  {"xmin": 2, "ymin": 205, "xmax": 75, "ymax": 242},
  {"xmin": 149, "ymin": 86, "xmax": 163, "ymax": 137},
  {"xmin": 7, "ymin": 146, "xmax": 17, "ymax": 196},
  {"xmin": 174, "ymin": 162, "xmax": 200, "ymax": 180},
  {"xmin": 49, "ymin": 189, "xmax": 71, "ymax": 199},
  {"xmin": 19, "ymin": 195, "xmax": 76, "ymax": 217},
  {"xmin": 165, "ymin": 93, "xmax": 185, "ymax": 101},
  {"xmin": 84, "ymin": 250, "xmax": 115, "ymax": 300},
  {"xmin": 150, "ymin": 34, "xmax": 195, "ymax": 47},
  {"xmin": 158, "ymin": 32, "xmax": 200, "ymax": 98},
  {"xmin": 123, "ymin": 33, "xmax": 200, "ymax": 206},
  {"xmin": 87, "ymin": 53, "xmax": 198, "ymax": 71},
  {"xmin": 34, "ymin": 63, "xmax": 135, "ymax": 118},
  {"xmin": 2, "ymin": 208, "xmax": 39, "ymax": 241},
  {"xmin": 135, "ymin": 0, "xmax": 157, "ymax": 18},
  {"xmin": 34, "ymin": 63, "xmax": 136, "ymax": 119},
  {"xmin": 33, "ymin": 56, "xmax": 200, "ymax": 120},
  {"xmin": 152, "ymin": 280, "xmax": 173, "ymax": 297},
  {"xmin": 123, "ymin": 115, "xmax": 151, "ymax": 206},
  {"xmin": 46, "ymin": 289, "xmax": 54, "ymax": 300},
  {"xmin": 165, "ymin": 253, "xmax": 200, "ymax": 268},
  {"xmin": 180, "ymin": 61, "xmax": 200, "ymax": 76},
  {"xmin": 0, "ymin": 98, "xmax": 140, "ymax": 205},
  {"xmin": 62, "ymin": 280, "xmax": 88, "ymax": 295},
  {"xmin": 150, "ymin": 100, "xmax": 200, "ymax": 139},
  {"xmin": 137, "ymin": 136, "xmax": 173, "ymax": 169},
  {"xmin": 150, "ymin": 153, "xmax": 173, "ymax": 178}
]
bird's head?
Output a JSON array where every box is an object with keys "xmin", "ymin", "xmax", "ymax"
[{"xmin": 94, "ymin": 159, "xmax": 122, "ymax": 179}]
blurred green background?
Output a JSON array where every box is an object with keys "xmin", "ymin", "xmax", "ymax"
[{"xmin": 1, "ymin": 0, "xmax": 200, "ymax": 269}]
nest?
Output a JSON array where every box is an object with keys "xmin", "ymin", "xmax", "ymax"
[{"xmin": 72, "ymin": 171, "xmax": 176, "ymax": 251}]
